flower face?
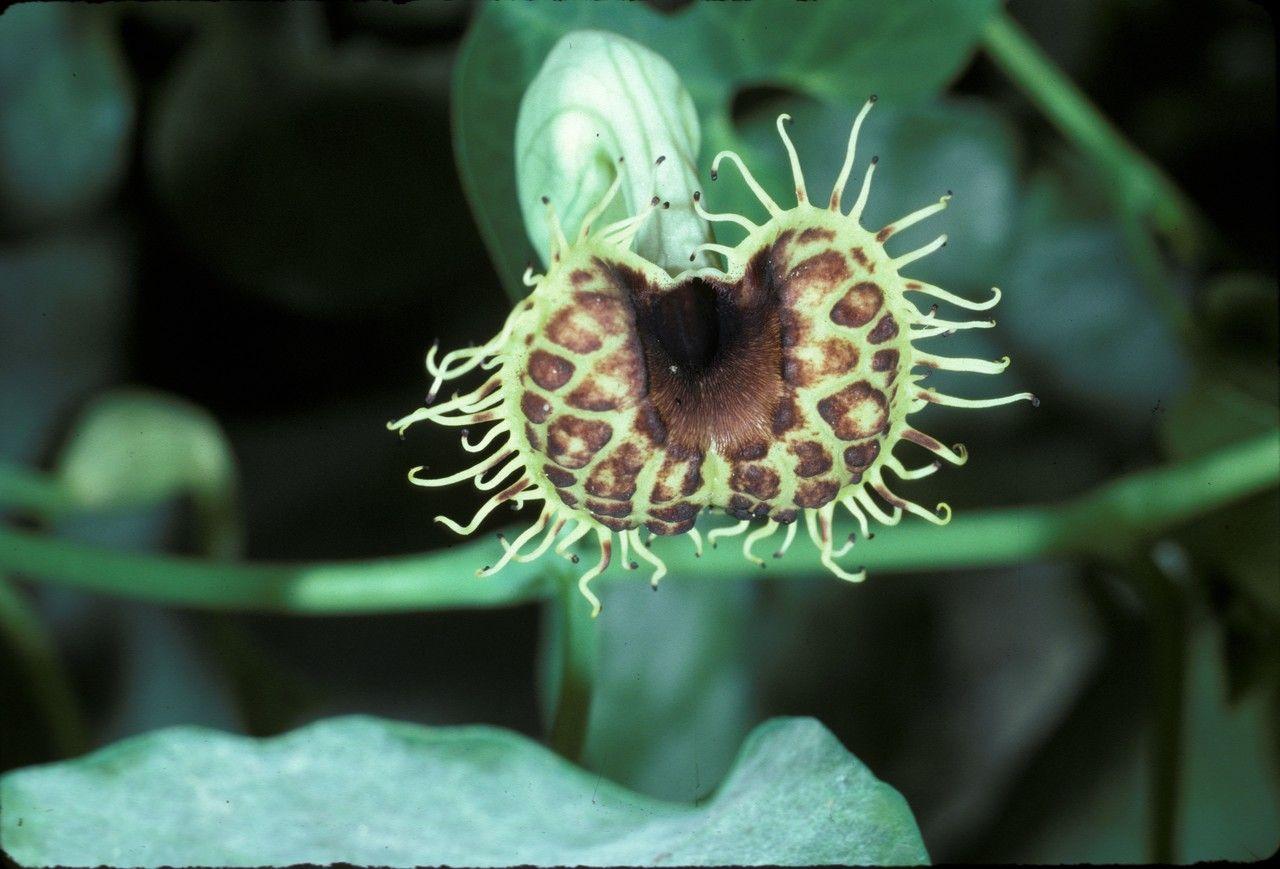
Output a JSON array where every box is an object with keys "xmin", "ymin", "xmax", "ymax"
[{"xmin": 392, "ymin": 99, "xmax": 1035, "ymax": 615}]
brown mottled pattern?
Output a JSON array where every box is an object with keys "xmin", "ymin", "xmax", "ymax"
[
  {"xmin": 783, "ymin": 337, "xmax": 859, "ymax": 387},
  {"xmin": 780, "ymin": 251, "xmax": 851, "ymax": 309},
  {"xmin": 729, "ymin": 440, "xmax": 769, "ymax": 461},
  {"xmin": 546, "ymin": 305, "xmax": 603, "ymax": 354},
  {"xmin": 650, "ymin": 502, "xmax": 698, "ymax": 523},
  {"xmin": 790, "ymin": 441, "xmax": 833, "ymax": 477},
  {"xmin": 543, "ymin": 465, "xmax": 575, "ymax": 488},
  {"xmin": 650, "ymin": 449, "xmax": 703, "ymax": 503},
  {"xmin": 871, "ymin": 349, "xmax": 899, "ymax": 372},
  {"xmin": 729, "ymin": 463, "xmax": 781, "ymax": 500},
  {"xmin": 798, "ymin": 227, "xmax": 836, "ymax": 244},
  {"xmin": 817, "ymin": 381, "xmax": 889, "ymax": 440},
  {"xmin": 524, "ymin": 423, "xmax": 541, "ymax": 451},
  {"xmin": 867, "ymin": 314, "xmax": 899, "ymax": 345},
  {"xmin": 794, "ymin": 479, "xmax": 839, "ymax": 509},
  {"xmin": 586, "ymin": 441, "xmax": 646, "ymax": 500},
  {"xmin": 771, "ymin": 394, "xmax": 800, "ymax": 434},
  {"xmin": 546, "ymin": 416, "xmax": 613, "ymax": 469},
  {"xmin": 567, "ymin": 344, "xmax": 644, "ymax": 412},
  {"xmin": 521, "ymin": 392, "xmax": 552, "ymax": 424},
  {"xmin": 586, "ymin": 499, "xmax": 631, "ymax": 519},
  {"xmin": 528, "ymin": 350, "xmax": 574, "ymax": 391},
  {"xmin": 842, "ymin": 441, "xmax": 880, "ymax": 473},
  {"xmin": 830, "ymin": 281, "xmax": 883, "ymax": 328},
  {"xmin": 556, "ymin": 488, "xmax": 578, "ymax": 507}
]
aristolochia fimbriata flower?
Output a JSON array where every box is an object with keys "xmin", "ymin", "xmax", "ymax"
[{"xmin": 391, "ymin": 98, "xmax": 1036, "ymax": 616}]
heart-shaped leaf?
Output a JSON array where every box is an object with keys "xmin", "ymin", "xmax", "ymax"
[{"xmin": 0, "ymin": 716, "xmax": 928, "ymax": 867}]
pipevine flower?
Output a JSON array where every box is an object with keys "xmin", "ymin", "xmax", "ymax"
[{"xmin": 391, "ymin": 98, "xmax": 1036, "ymax": 616}]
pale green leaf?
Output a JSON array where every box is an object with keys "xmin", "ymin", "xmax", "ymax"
[{"xmin": 0, "ymin": 716, "xmax": 928, "ymax": 867}]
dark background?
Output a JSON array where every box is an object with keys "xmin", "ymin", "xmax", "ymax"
[{"xmin": 1, "ymin": 0, "xmax": 1276, "ymax": 862}]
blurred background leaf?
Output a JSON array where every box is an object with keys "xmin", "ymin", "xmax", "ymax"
[
  {"xmin": 0, "ymin": 0, "xmax": 1275, "ymax": 864},
  {"xmin": 0, "ymin": 5, "xmax": 134, "ymax": 231}
]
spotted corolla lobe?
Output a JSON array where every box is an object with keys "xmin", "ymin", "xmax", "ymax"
[{"xmin": 391, "ymin": 100, "xmax": 1035, "ymax": 616}]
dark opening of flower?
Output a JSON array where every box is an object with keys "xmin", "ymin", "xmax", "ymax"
[{"xmin": 391, "ymin": 100, "xmax": 1036, "ymax": 616}]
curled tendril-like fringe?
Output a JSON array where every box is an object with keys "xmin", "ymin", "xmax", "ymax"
[{"xmin": 393, "ymin": 95, "xmax": 1036, "ymax": 615}]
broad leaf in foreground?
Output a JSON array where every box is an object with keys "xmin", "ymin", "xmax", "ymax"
[{"xmin": 0, "ymin": 716, "xmax": 928, "ymax": 867}]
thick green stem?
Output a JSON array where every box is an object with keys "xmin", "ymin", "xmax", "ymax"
[
  {"xmin": 547, "ymin": 574, "xmax": 599, "ymax": 761},
  {"xmin": 0, "ymin": 431, "xmax": 1276, "ymax": 613},
  {"xmin": 982, "ymin": 11, "xmax": 1209, "ymax": 297},
  {"xmin": 0, "ymin": 576, "xmax": 89, "ymax": 757},
  {"xmin": 1131, "ymin": 553, "xmax": 1189, "ymax": 864}
]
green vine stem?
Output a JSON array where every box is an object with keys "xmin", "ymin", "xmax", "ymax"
[
  {"xmin": 546, "ymin": 572, "xmax": 599, "ymax": 761},
  {"xmin": 1131, "ymin": 552, "xmax": 1190, "ymax": 864},
  {"xmin": 1, "ymin": 430, "xmax": 1275, "ymax": 613},
  {"xmin": 0, "ymin": 576, "xmax": 88, "ymax": 757},
  {"xmin": 982, "ymin": 10, "xmax": 1208, "ymax": 333}
]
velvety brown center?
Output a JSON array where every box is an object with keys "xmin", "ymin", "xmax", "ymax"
[{"xmin": 596, "ymin": 238, "xmax": 788, "ymax": 453}]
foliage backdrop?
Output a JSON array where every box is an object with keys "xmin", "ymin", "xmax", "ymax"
[{"xmin": 1, "ymin": 0, "xmax": 1277, "ymax": 864}]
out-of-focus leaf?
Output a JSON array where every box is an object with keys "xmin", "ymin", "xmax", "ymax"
[
  {"xmin": 753, "ymin": 564, "xmax": 1103, "ymax": 858},
  {"xmin": 149, "ymin": 23, "xmax": 482, "ymax": 315},
  {"xmin": 454, "ymin": 0, "xmax": 1000, "ymax": 296},
  {"xmin": 55, "ymin": 389, "xmax": 240, "ymax": 558},
  {"xmin": 0, "ymin": 228, "xmax": 132, "ymax": 464},
  {"xmin": 56, "ymin": 390, "xmax": 235, "ymax": 512},
  {"xmin": 516, "ymin": 31, "xmax": 710, "ymax": 275},
  {"xmin": 1014, "ymin": 624, "xmax": 1280, "ymax": 863},
  {"xmin": 0, "ymin": 716, "xmax": 929, "ymax": 867},
  {"xmin": 540, "ymin": 574, "xmax": 756, "ymax": 803},
  {"xmin": 997, "ymin": 170, "xmax": 1190, "ymax": 430},
  {"xmin": 0, "ymin": 5, "xmax": 134, "ymax": 229}
]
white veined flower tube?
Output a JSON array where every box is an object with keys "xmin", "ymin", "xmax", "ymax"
[{"xmin": 515, "ymin": 29, "xmax": 711, "ymax": 274}]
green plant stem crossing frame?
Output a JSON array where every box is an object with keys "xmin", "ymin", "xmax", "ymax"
[{"xmin": 2, "ymin": 431, "xmax": 1275, "ymax": 614}]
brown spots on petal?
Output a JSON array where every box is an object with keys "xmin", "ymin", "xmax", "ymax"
[
  {"xmin": 772, "ymin": 508, "xmax": 798, "ymax": 524},
  {"xmin": 727, "ymin": 494, "xmax": 771, "ymax": 520},
  {"xmin": 798, "ymin": 227, "xmax": 836, "ymax": 244},
  {"xmin": 586, "ymin": 499, "xmax": 632, "ymax": 519},
  {"xmin": 649, "ymin": 501, "xmax": 698, "ymax": 524},
  {"xmin": 567, "ymin": 379, "xmax": 621, "ymax": 412},
  {"xmin": 794, "ymin": 478, "xmax": 840, "ymax": 509},
  {"xmin": 850, "ymin": 247, "xmax": 871, "ymax": 270},
  {"xmin": 729, "ymin": 440, "xmax": 769, "ymax": 462},
  {"xmin": 871, "ymin": 349, "xmax": 900, "ymax": 372},
  {"xmin": 585, "ymin": 441, "xmax": 646, "ymax": 500},
  {"xmin": 524, "ymin": 423, "xmax": 541, "ymax": 451},
  {"xmin": 570, "ymin": 269, "xmax": 595, "ymax": 287},
  {"xmin": 875, "ymin": 226, "xmax": 894, "ymax": 243},
  {"xmin": 646, "ymin": 516, "xmax": 697, "ymax": 536},
  {"xmin": 772, "ymin": 393, "xmax": 800, "ymax": 435},
  {"xmin": 596, "ymin": 515, "xmax": 637, "ymax": 532},
  {"xmin": 868, "ymin": 314, "xmax": 899, "ymax": 345},
  {"xmin": 529, "ymin": 350, "xmax": 575, "ymax": 391},
  {"xmin": 556, "ymin": 489, "xmax": 578, "ymax": 507},
  {"xmin": 783, "ymin": 338, "xmax": 859, "ymax": 387},
  {"xmin": 780, "ymin": 251, "xmax": 851, "ymax": 308},
  {"xmin": 729, "ymin": 463, "xmax": 781, "ymax": 500},
  {"xmin": 573, "ymin": 288, "xmax": 630, "ymax": 337},
  {"xmin": 634, "ymin": 401, "xmax": 668, "ymax": 446},
  {"xmin": 521, "ymin": 392, "xmax": 553, "ymax": 424},
  {"xmin": 830, "ymin": 281, "xmax": 883, "ymax": 329},
  {"xmin": 543, "ymin": 465, "xmax": 575, "ymax": 488},
  {"xmin": 547, "ymin": 305, "xmax": 603, "ymax": 354},
  {"xmin": 650, "ymin": 448, "xmax": 703, "ymax": 503},
  {"xmin": 546, "ymin": 416, "xmax": 613, "ymax": 469},
  {"xmin": 842, "ymin": 441, "xmax": 881, "ymax": 474},
  {"xmin": 817, "ymin": 381, "xmax": 889, "ymax": 440},
  {"xmin": 791, "ymin": 441, "xmax": 833, "ymax": 477}
]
